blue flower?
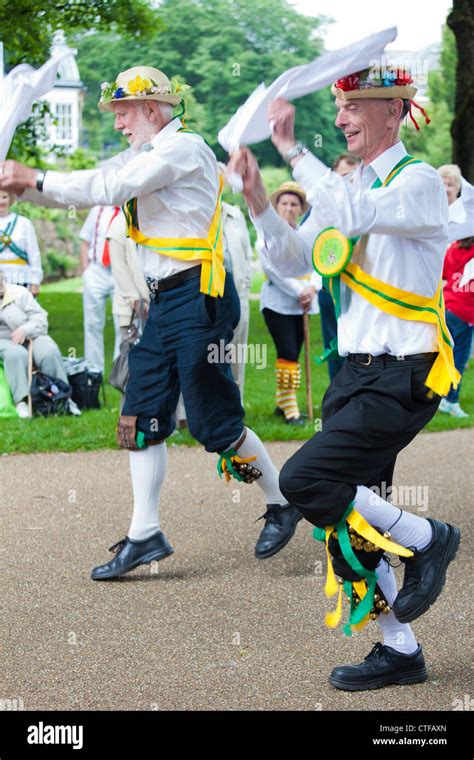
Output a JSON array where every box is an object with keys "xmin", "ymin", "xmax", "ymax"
[{"xmin": 113, "ymin": 87, "xmax": 125, "ymax": 99}]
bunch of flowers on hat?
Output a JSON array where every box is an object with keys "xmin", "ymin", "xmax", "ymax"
[
  {"xmin": 333, "ymin": 65, "xmax": 430, "ymax": 130},
  {"xmin": 335, "ymin": 66, "xmax": 413, "ymax": 92},
  {"xmin": 100, "ymin": 75, "xmax": 190, "ymax": 105}
]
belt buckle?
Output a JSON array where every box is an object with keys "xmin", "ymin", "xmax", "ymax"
[{"xmin": 360, "ymin": 354, "xmax": 372, "ymax": 366}]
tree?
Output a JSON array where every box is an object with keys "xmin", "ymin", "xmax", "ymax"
[
  {"xmin": 402, "ymin": 24, "xmax": 456, "ymax": 169},
  {"xmin": 74, "ymin": 0, "xmax": 345, "ymax": 165},
  {"xmin": 0, "ymin": 0, "xmax": 159, "ymax": 68},
  {"xmin": 447, "ymin": 0, "xmax": 474, "ymax": 181}
]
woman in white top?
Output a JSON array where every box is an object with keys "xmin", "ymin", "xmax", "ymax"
[
  {"xmin": 0, "ymin": 191, "xmax": 43, "ymax": 295},
  {"xmin": 257, "ymin": 181, "xmax": 320, "ymax": 425}
]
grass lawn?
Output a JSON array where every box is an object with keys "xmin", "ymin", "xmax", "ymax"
[{"xmin": 1, "ymin": 280, "xmax": 472, "ymax": 454}]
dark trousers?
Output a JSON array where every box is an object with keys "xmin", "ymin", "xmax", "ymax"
[
  {"xmin": 262, "ymin": 308, "xmax": 304, "ymax": 362},
  {"xmin": 318, "ymin": 287, "xmax": 345, "ymax": 380},
  {"xmin": 122, "ymin": 271, "xmax": 245, "ymax": 452},
  {"xmin": 279, "ymin": 354, "xmax": 441, "ymax": 527},
  {"xmin": 445, "ymin": 309, "xmax": 473, "ymax": 403}
]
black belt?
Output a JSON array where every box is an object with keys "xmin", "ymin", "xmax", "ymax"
[
  {"xmin": 146, "ymin": 265, "xmax": 201, "ymax": 298},
  {"xmin": 348, "ymin": 352, "xmax": 437, "ymax": 366}
]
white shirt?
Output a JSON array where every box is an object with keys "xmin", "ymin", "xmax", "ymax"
[
  {"xmin": 80, "ymin": 205, "xmax": 120, "ymax": 266},
  {"xmin": 252, "ymin": 141, "xmax": 449, "ymax": 356},
  {"xmin": 23, "ymin": 118, "xmax": 219, "ymax": 280},
  {"xmin": 257, "ymin": 238, "xmax": 321, "ymax": 315},
  {"xmin": 0, "ymin": 212, "xmax": 43, "ymax": 286}
]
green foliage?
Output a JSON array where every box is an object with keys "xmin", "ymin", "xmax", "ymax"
[
  {"xmin": 43, "ymin": 249, "xmax": 77, "ymax": 280},
  {"xmin": 403, "ymin": 25, "xmax": 456, "ymax": 167},
  {"xmin": 0, "ymin": 0, "xmax": 160, "ymax": 68},
  {"xmin": 74, "ymin": 0, "xmax": 344, "ymax": 164},
  {"xmin": 1, "ymin": 291, "xmax": 472, "ymax": 454},
  {"xmin": 65, "ymin": 147, "xmax": 98, "ymax": 170}
]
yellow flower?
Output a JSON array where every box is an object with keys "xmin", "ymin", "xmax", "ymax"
[{"xmin": 127, "ymin": 75, "xmax": 152, "ymax": 95}]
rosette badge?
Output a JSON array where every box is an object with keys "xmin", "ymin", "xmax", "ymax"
[{"xmin": 98, "ymin": 66, "xmax": 186, "ymax": 111}]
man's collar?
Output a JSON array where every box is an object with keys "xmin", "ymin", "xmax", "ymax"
[
  {"xmin": 367, "ymin": 141, "xmax": 407, "ymax": 184},
  {"xmin": 145, "ymin": 118, "xmax": 183, "ymax": 151}
]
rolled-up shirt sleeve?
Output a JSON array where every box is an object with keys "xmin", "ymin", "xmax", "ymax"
[
  {"xmin": 38, "ymin": 137, "xmax": 201, "ymax": 208},
  {"xmin": 251, "ymin": 203, "xmax": 316, "ymax": 278}
]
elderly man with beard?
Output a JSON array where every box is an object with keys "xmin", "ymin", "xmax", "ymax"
[{"xmin": 0, "ymin": 66, "xmax": 303, "ymax": 578}]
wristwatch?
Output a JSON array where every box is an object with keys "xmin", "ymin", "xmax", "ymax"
[
  {"xmin": 284, "ymin": 142, "xmax": 309, "ymax": 164},
  {"xmin": 35, "ymin": 170, "xmax": 46, "ymax": 192}
]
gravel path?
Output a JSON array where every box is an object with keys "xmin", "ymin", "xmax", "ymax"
[{"xmin": 1, "ymin": 429, "xmax": 472, "ymax": 711}]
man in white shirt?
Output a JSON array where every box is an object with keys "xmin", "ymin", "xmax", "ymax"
[
  {"xmin": 80, "ymin": 204, "xmax": 121, "ymax": 371},
  {"xmin": 0, "ymin": 66, "xmax": 302, "ymax": 578},
  {"xmin": 228, "ymin": 65, "xmax": 461, "ymax": 691}
]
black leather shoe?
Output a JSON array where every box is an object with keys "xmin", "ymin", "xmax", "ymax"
[
  {"xmin": 91, "ymin": 530, "xmax": 174, "ymax": 580},
  {"xmin": 329, "ymin": 642, "xmax": 427, "ymax": 691},
  {"xmin": 255, "ymin": 503, "xmax": 303, "ymax": 559},
  {"xmin": 285, "ymin": 415, "xmax": 307, "ymax": 426},
  {"xmin": 393, "ymin": 518, "xmax": 461, "ymax": 624},
  {"xmin": 273, "ymin": 406, "xmax": 285, "ymax": 417}
]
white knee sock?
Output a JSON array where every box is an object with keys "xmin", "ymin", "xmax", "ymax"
[
  {"xmin": 128, "ymin": 444, "xmax": 167, "ymax": 540},
  {"xmin": 354, "ymin": 485, "xmax": 433, "ymax": 551},
  {"xmin": 375, "ymin": 557, "xmax": 418, "ymax": 654},
  {"xmin": 227, "ymin": 427, "xmax": 286, "ymax": 506}
]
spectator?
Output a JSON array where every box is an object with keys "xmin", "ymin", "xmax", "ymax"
[
  {"xmin": 257, "ymin": 181, "xmax": 320, "ymax": 425},
  {"xmin": 0, "ymin": 270, "xmax": 80, "ymax": 418},
  {"xmin": 80, "ymin": 205, "xmax": 121, "ymax": 372},
  {"xmin": 219, "ymin": 164, "xmax": 253, "ymax": 401},
  {"xmin": 332, "ymin": 152, "xmax": 361, "ymax": 175},
  {"xmin": 0, "ymin": 190, "xmax": 43, "ymax": 295},
  {"xmin": 106, "ymin": 210, "xmax": 149, "ymax": 335}
]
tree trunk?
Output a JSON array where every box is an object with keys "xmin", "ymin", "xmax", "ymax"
[{"xmin": 447, "ymin": 0, "xmax": 474, "ymax": 181}]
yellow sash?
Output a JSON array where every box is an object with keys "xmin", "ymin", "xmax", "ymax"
[
  {"xmin": 124, "ymin": 174, "xmax": 225, "ymax": 298},
  {"xmin": 341, "ymin": 260, "xmax": 460, "ymax": 397},
  {"xmin": 0, "ymin": 258, "xmax": 27, "ymax": 266}
]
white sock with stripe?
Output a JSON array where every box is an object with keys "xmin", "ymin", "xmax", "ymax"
[{"xmin": 354, "ymin": 485, "xmax": 433, "ymax": 551}]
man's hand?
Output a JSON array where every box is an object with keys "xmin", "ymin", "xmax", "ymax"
[
  {"xmin": 133, "ymin": 299, "xmax": 149, "ymax": 320},
  {"xmin": 227, "ymin": 147, "xmax": 269, "ymax": 218},
  {"xmin": 298, "ymin": 285, "xmax": 316, "ymax": 312},
  {"xmin": 30, "ymin": 284, "xmax": 40, "ymax": 297},
  {"xmin": 0, "ymin": 161, "xmax": 37, "ymax": 194},
  {"xmin": 268, "ymin": 98, "xmax": 297, "ymax": 158},
  {"xmin": 10, "ymin": 327, "xmax": 27, "ymax": 345}
]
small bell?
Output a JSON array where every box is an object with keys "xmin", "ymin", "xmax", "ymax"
[{"xmin": 382, "ymin": 605, "xmax": 391, "ymax": 614}]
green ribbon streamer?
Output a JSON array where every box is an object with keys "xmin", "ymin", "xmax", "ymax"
[
  {"xmin": 217, "ymin": 448, "xmax": 243, "ymax": 482},
  {"xmin": 313, "ymin": 502, "xmax": 379, "ymax": 636},
  {"xmin": 0, "ymin": 215, "xmax": 28, "ymax": 262}
]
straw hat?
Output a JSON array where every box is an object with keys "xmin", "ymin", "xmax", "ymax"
[
  {"xmin": 98, "ymin": 66, "xmax": 183, "ymax": 111},
  {"xmin": 270, "ymin": 181, "xmax": 308, "ymax": 214},
  {"xmin": 331, "ymin": 66, "xmax": 417, "ymax": 101}
]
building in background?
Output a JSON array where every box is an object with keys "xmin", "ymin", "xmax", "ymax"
[{"xmin": 42, "ymin": 30, "xmax": 84, "ymax": 156}]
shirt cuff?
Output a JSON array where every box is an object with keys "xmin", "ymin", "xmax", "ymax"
[
  {"xmin": 43, "ymin": 170, "xmax": 67, "ymax": 200},
  {"xmin": 292, "ymin": 151, "xmax": 328, "ymax": 189}
]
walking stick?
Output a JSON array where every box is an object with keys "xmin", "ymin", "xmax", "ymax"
[
  {"xmin": 303, "ymin": 312, "xmax": 313, "ymax": 422},
  {"xmin": 27, "ymin": 339, "xmax": 33, "ymax": 417}
]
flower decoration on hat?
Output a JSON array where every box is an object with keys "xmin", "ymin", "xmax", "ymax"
[{"xmin": 332, "ymin": 66, "xmax": 430, "ymax": 130}]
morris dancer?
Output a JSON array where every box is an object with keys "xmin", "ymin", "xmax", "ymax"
[
  {"xmin": 0, "ymin": 66, "xmax": 302, "ymax": 577},
  {"xmin": 229, "ymin": 65, "xmax": 461, "ymax": 691}
]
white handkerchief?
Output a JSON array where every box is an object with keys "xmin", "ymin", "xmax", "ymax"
[
  {"xmin": 0, "ymin": 53, "xmax": 68, "ymax": 161},
  {"xmin": 218, "ymin": 26, "xmax": 397, "ymax": 153}
]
